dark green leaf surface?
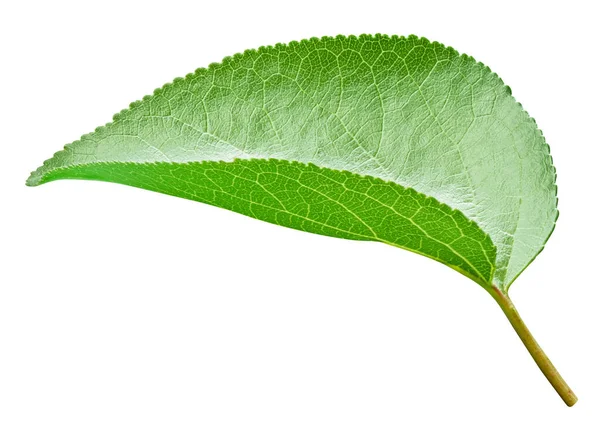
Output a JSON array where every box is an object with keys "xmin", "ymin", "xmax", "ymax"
[
  {"xmin": 27, "ymin": 34, "xmax": 557, "ymax": 291},
  {"xmin": 42, "ymin": 159, "xmax": 495, "ymax": 286}
]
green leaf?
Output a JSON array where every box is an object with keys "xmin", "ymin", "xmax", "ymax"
[
  {"xmin": 26, "ymin": 34, "xmax": 556, "ymax": 291},
  {"xmin": 27, "ymin": 34, "xmax": 575, "ymax": 405}
]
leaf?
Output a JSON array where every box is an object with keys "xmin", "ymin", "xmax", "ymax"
[{"xmin": 27, "ymin": 34, "xmax": 575, "ymax": 405}]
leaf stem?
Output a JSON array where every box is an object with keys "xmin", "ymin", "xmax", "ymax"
[{"xmin": 488, "ymin": 286, "xmax": 577, "ymax": 406}]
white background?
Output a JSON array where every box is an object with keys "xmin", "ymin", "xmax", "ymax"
[{"xmin": 1, "ymin": 1, "xmax": 599, "ymax": 432}]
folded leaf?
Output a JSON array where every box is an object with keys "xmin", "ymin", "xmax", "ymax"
[
  {"xmin": 27, "ymin": 34, "xmax": 555, "ymax": 291},
  {"xmin": 27, "ymin": 34, "xmax": 575, "ymax": 405}
]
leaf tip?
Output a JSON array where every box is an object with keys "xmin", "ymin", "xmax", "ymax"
[{"xmin": 25, "ymin": 169, "xmax": 43, "ymax": 187}]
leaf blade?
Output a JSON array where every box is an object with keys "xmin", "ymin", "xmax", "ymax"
[{"xmin": 27, "ymin": 34, "xmax": 557, "ymax": 290}]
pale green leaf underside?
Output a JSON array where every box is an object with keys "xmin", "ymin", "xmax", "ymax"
[{"xmin": 27, "ymin": 34, "xmax": 558, "ymax": 291}]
